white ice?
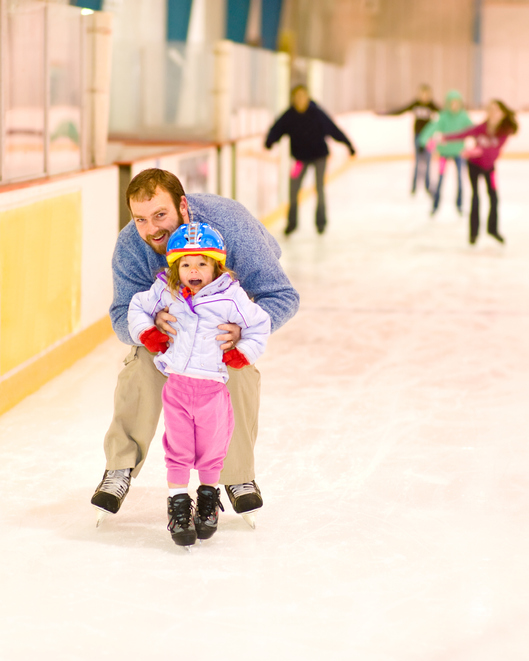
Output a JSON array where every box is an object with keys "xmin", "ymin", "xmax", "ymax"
[{"xmin": 2, "ymin": 158, "xmax": 529, "ymax": 661}]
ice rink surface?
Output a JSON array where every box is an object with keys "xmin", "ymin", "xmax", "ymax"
[{"xmin": 1, "ymin": 158, "xmax": 529, "ymax": 661}]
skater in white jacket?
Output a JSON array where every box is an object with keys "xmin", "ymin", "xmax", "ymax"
[{"xmin": 128, "ymin": 222, "xmax": 271, "ymax": 548}]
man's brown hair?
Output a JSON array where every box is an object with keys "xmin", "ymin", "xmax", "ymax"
[{"xmin": 126, "ymin": 168, "xmax": 186, "ymax": 213}]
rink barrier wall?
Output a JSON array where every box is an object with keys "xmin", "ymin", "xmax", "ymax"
[
  {"xmin": 0, "ymin": 166, "xmax": 118, "ymax": 416},
  {"xmin": 1, "ymin": 111, "xmax": 529, "ymax": 416},
  {"xmin": 0, "ymin": 316, "xmax": 112, "ymax": 417},
  {"xmin": 111, "ymin": 110, "xmax": 529, "ymax": 230}
]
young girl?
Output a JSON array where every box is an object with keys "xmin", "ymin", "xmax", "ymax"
[
  {"xmin": 128, "ymin": 222, "xmax": 271, "ymax": 548},
  {"xmin": 433, "ymin": 99, "xmax": 518, "ymax": 244},
  {"xmin": 385, "ymin": 83, "xmax": 440, "ymax": 195},
  {"xmin": 420, "ymin": 89, "xmax": 473, "ymax": 215}
]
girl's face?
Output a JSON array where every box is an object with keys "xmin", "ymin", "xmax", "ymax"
[
  {"xmin": 449, "ymin": 98, "xmax": 462, "ymax": 113},
  {"xmin": 178, "ymin": 254, "xmax": 216, "ymax": 293},
  {"xmin": 488, "ymin": 101, "xmax": 505, "ymax": 127}
]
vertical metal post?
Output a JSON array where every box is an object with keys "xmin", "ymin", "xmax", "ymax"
[
  {"xmin": 472, "ymin": 0, "xmax": 483, "ymax": 108},
  {"xmin": 216, "ymin": 145, "xmax": 222, "ymax": 196},
  {"xmin": 43, "ymin": 3, "xmax": 50, "ymax": 176},
  {"xmin": 0, "ymin": 0, "xmax": 7, "ymax": 182},
  {"xmin": 231, "ymin": 141, "xmax": 236, "ymax": 200},
  {"xmin": 79, "ymin": 10, "xmax": 88, "ymax": 170}
]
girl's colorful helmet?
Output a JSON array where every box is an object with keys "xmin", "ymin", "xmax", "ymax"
[{"xmin": 166, "ymin": 222, "xmax": 227, "ymax": 266}]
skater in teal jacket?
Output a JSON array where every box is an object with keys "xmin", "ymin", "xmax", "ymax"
[{"xmin": 420, "ymin": 90, "xmax": 473, "ymax": 215}]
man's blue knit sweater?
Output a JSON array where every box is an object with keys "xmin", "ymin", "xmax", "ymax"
[{"xmin": 110, "ymin": 193, "xmax": 300, "ymax": 345}]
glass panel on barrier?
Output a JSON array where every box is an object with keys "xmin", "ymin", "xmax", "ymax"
[
  {"xmin": 4, "ymin": 3, "xmax": 46, "ymax": 180},
  {"xmin": 165, "ymin": 41, "xmax": 214, "ymax": 136},
  {"xmin": 47, "ymin": 5, "xmax": 82, "ymax": 175}
]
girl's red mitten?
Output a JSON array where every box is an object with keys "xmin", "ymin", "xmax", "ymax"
[
  {"xmin": 222, "ymin": 348, "xmax": 250, "ymax": 369},
  {"xmin": 139, "ymin": 327, "xmax": 170, "ymax": 353}
]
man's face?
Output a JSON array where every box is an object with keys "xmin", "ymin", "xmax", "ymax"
[{"xmin": 130, "ymin": 187, "xmax": 187, "ymax": 255}]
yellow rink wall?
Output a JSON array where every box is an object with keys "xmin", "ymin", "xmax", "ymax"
[
  {"xmin": 0, "ymin": 193, "xmax": 82, "ymax": 375},
  {"xmin": 0, "ymin": 167, "xmax": 119, "ymax": 416}
]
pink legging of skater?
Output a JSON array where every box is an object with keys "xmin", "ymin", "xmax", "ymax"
[{"xmin": 162, "ymin": 374, "xmax": 235, "ymax": 486}]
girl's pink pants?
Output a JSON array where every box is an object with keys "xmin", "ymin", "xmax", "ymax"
[{"xmin": 162, "ymin": 374, "xmax": 234, "ymax": 485}]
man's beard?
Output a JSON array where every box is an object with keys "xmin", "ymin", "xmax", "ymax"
[
  {"xmin": 146, "ymin": 230, "xmax": 170, "ymax": 255},
  {"xmin": 144, "ymin": 209, "xmax": 185, "ymax": 255}
]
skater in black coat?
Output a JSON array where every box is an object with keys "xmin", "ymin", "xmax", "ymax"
[{"xmin": 265, "ymin": 85, "xmax": 355, "ymax": 235}]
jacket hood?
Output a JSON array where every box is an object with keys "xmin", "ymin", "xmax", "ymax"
[{"xmin": 444, "ymin": 89, "xmax": 464, "ymax": 108}]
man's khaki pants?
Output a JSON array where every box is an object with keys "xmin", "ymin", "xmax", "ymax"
[{"xmin": 103, "ymin": 346, "xmax": 261, "ymax": 484}]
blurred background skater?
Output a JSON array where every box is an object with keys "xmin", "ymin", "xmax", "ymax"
[
  {"xmin": 383, "ymin": 83, "xmax": 440, "ymax": 195},
  {"xmin": 421, "ymin": 90, "xmax": 473, "ymax": 216},
  {"xmin": 265, "ymin": 84, "xmax": 356, "ymax": 235},
  {"xmin": 432, "ymin": 99, "xmax": 518, "ymax": 245}
]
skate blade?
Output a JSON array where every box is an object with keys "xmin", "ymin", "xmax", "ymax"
[
  {"xmin": 92, "ymin": 506, "xmax": 112, "ymax": 528},
  {"xmin": 241, "ymin": 512, "xmax": 256, "ymax": 529}
]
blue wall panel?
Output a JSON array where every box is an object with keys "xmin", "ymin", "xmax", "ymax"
[
  {"xmin": 226, "ymin": 0, "xmax": 251, "ymax": 44},
  {"xmin": 167, "ymin": 0, "xmax": 193, "ymax": 42},
  {"xmin": 261, "ymin": 0, "xmax": 282, "ymax": 50},
  {"xmin": 70, "ymin": 0, "xmax": 103, "ymax": 10}
]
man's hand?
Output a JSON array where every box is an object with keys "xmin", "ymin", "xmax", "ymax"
[
  {"xmin": 216, "ymin": 323, "xmax": 242, "ymax": 351},
  {"xmin": 155, "ymin": 307, "xmax": 177, "ymax": 344}
]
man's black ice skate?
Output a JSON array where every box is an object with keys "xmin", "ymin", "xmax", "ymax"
[
  {"xmin": 225, "ymin": 481, "xmax": 263, "ymax": 529},
  {"xmin": 167, "ymin": 494, "xmax": 197, "ymax": 549},
  {"xmin": 91, "ymin": 469, "xmax": 131, "ymax": 527},
  {"xmin": 194, "ymin": 485, "xmax": 224, "ymax": 541}
]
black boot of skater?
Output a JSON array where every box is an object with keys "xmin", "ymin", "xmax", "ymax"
[
  {"xmin": 167, "ymin": 494, "xmax": 197, "ymax": 547},
  {"xmin": 91, "ymin": 469, "xmax": 131, "ymax": 514},
  {"xmin": 488, "ymin": 231, "xmax": 505, "ymax": 243},
  {"xmin": 225, "ymin": 481, "xmax": 263, "ymax": 514},
  {"xmin": 194, "ymin": 485, "xmax": 225, "ymax": 540},
  {"xmin": 284, "ymin": 220, "xmax": 297, "ymax": 235}
]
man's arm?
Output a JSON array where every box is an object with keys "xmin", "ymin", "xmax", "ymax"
[
  {"xmin": 109, "ymin": 227, "xmax": 166, "ymax": 344},
  {"xmin": 213, "ymin": 202, "xmax": 300, "ymax": 332}
]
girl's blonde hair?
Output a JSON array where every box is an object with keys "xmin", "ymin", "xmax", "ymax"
[{"xmin": 166, "ymin": 254, "xmax": 236, "ymax": 294}]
